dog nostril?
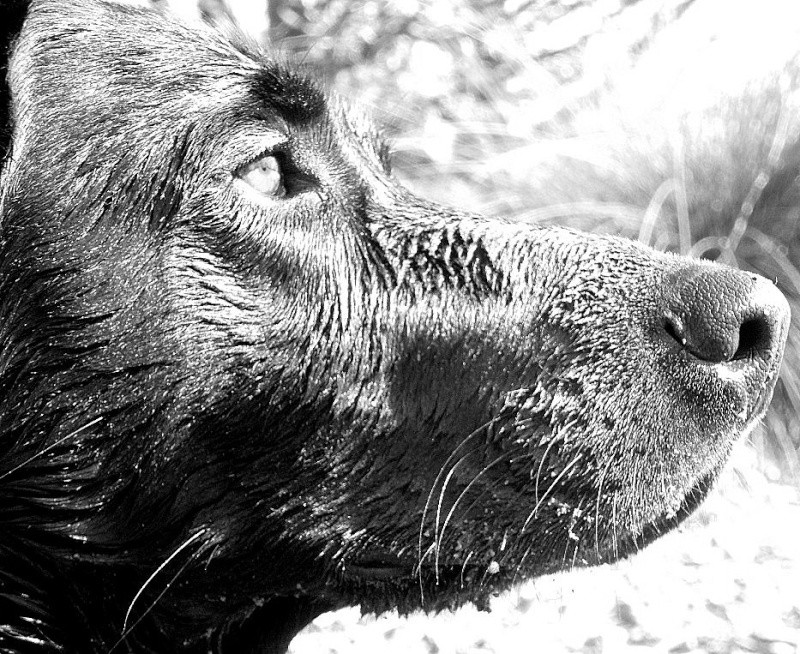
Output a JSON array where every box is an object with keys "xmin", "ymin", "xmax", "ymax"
[
  {"xmin": 663, "ymin": 313, "xmax": 687, "ymax": 347},
  {"xmin": 733, "ymin": 316, "xmax": 771, "ymax": 360},
  {"xmin": 660, "ymin": 309, "xmax": 739, "ymax": 362},
  {"xmin": 663, "ymin": 267, "xmax": 789, "ymax": 365}
]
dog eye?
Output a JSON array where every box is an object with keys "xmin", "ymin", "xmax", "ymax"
[{"xmin": 238, "ymin": 155, "xmax": 286, "ymax": 198}]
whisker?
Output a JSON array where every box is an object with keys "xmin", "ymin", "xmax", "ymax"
[
  {"xmin": 512, "ymin": 542, "xmax": 534, "ymax": 586},
  {"xmin": 435, "ymin": 449, "xmax": 514, "ymax": 575},
  {"xmin": 428, "ymin": 447, "xmax": 482, "ymax": 586},
  {"xmin": 454, "ymin": 448, "xmax": 527, "ymax": 528},
  {"xmin": 110, "ymin": 552, "xmax": 199, "ymax": 654},
  {"xmin": 416, "ymin": 414, "xmax": 503, "ymax": 596},
  {"xmin": 418, "ymin": 420, "xmax": 493, "ymax": 561},
  {"xmin": 0, "ymin": 417, "xmax": 103, "ymax": 482},
  {"xmin": 594, "ymin": 459, "xmax": 613, "ymax": 562},
  {"xmin": 485, "ymin": 480, "xmax": 535, "ymax": 586},
  {"xmin": 612, "ymin": 494, "xmax": 619, "ymax": 561},
  {"xmin": 435, "ymin": 450, "xmax": 477, "ymax": 556},
  {"xmin": 459, "ymin": 551, "xmax": 474, "ymax": 589},
  {"xmin": 570, "ymin": 539, "xmax": 580, "ymax": 570},
  {"xmin": 416, "ymin": 542, "xmax": 437, "ymax": 574},
  {"xmin": 566, "ymin": 498, "xmax": 586, "ymax": 571},
  {"xmin": 118, "ymin": 529, "xmax": 208, "ymax": 639},
  {"xmin": 534, "ymin": 437, "xmax": 559, "ymax": 506},
  {"xmin": 630, "ymin": 464, "xmax": 642, "ymax": 555},
  {"xmin": 519, "ymin": 454, "xmax": 583, "ymax": 535}
]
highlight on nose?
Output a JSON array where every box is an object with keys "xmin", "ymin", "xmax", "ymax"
[{"xmin": 662, "ymin": 266, "xmax": 790, "ymax": 364}]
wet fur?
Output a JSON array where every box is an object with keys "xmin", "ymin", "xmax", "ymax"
[{"xmin": 0, "ymin": 1, "xmax": 790, "ymax": 653}]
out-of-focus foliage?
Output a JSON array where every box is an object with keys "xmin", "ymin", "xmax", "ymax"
[{"xmin": 266, "ymin": 0, "xmax": 693, "ymax": 211}]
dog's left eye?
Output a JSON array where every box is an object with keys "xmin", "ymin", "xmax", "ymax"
[{"xmin": 237, "ymin": 155, "xmax": 286, "ymax": 198}]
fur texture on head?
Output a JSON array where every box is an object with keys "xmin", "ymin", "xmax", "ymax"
[{"xmin": 0, "ymin": 1, "xmax": 790, "ymax": 652}]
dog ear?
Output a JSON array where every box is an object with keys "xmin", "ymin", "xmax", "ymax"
[{"xmin": 1, "ymin": 0, "xmax": 30, "ymax": 160}]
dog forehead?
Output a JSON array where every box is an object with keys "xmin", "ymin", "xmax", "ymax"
[{"xmin": 13, "ymin": 0, "xmax": 323, "ymax": 124}]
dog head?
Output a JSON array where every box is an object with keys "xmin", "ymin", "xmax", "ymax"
[{"xmin": 0, "ymin": 1, "xmax": 790, "ymax": 650}]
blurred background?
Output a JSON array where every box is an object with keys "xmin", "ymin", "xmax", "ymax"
[{"xmin": 151, "ymin": 0, "xmax": 800, "ymax": 651}]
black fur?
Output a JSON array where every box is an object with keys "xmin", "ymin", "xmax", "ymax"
[{"xmin": 0, "ymin": 1, "xmax": 790, "ymax": 653}]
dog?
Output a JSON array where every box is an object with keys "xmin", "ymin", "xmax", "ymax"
[{"xmin": 0, "ymin": 1, "xmax": 790, "ymax": 652}]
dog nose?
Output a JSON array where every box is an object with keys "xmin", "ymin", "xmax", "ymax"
[{"xmin": 662, "ymin": 266, "xmax": 790, "ymax": 363}]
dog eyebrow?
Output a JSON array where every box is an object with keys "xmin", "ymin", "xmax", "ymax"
[{"xmin": 251, "ymin": 65, "xmax": 325, "ymax": 123}]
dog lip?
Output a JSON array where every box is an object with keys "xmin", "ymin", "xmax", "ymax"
[
  {"xmin": 343, "ymin": 552, "xmax": 412, "ymax": 580},
  {"xmin": 663, "ymin": 339, "xmax": 782, "ymax": 424}
]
